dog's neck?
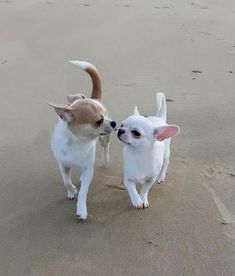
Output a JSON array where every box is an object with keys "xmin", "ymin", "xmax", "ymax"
[
  {"xmin": 59, "ymin": 119, "xmax": 98, "ymax": 141},
  {"xmin": 123, "ymin": 142, "xmax": 158, "ymax": 178},
  {"xmin": 124, "ymin": 140, "xmax": 155, "ymax": 152},
  {"xmin": 124, "ymin": 142, "xmax": 156, "ymax": 161}
]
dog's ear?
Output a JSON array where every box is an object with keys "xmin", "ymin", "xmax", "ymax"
[
  {"xmin": 48, "ymin": 103, "xmax": 76, "ymax": 122},
  {"xmin": 67, "ymin": 93, "xmax": 86, "ymax": 104},
  {"xmin": 133, "ymin": 105, "xmax": 140, "ymax": 115},
  {"xmin": 153, "ymin": 125, "xmax": 180, "ymax": 141}
]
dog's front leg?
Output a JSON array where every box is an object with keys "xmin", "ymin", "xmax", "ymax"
[
  {"xmin": 76, "ymin": 167, "xmax": 94, "ymax": 220},
  {"xmin": 124, "ymin": 178, "xmax": 143, "ymax": 209},
  {"xmin": 157, "ymin": 139, "xmax": 171, "ymax": 183},
  {"xmin": 59, "ymin": 164, "xmax": 78, "ymax": 199},
  {"xmin": 140, "ymin": 178, "xmax": 156, "ymax": 208}
]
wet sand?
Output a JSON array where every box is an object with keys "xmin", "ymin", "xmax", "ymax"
[{"xmin": 0, "ymin": 0, "xmax": 235, "ymax": 275}]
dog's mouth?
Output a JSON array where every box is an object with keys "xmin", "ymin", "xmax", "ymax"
[
  {"xmin": 101, "ymin": 124, "xmax": 117, "ymax": 135},
  {"xmin": 117, "ymin": 134, "xmax": 131, "ymax": 145}
]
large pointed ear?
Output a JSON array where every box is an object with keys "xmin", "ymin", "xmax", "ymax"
[
  {"xmin": 48, "ymin": 103, "xmax": 76, "ymax": 122},
  {"xmin": 133, "ymin": 105, "xmax": 140, "ymax": 115},
  {"xmin": 153, "ymin": 125, "xmax": 180, "ymax": 141},
  {"xmin": 67, "ymin": 93, "xmax": 86, "ymax": 104}
]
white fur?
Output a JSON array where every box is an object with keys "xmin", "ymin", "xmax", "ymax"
[
  {"xmin": 50, "ymin": 61, "xmax": 115, "ymax": 220},
  {"xmin": 51, "ymin": 120, "xmax": 95, "ymax": 220},
  {"xmin": 118, "ymin": 93, "xmax": 180, "ymax": 209},
  {"xmin": 69, "ymin": 60, "xmax": 97, "ymax": 72},
  {"xmin": 51, "ymin": 115, "xmax": 114, "ymax": 220}
]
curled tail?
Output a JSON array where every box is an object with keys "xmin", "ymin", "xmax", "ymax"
[
  {"xmin": 69, "ymin": 60, "xmax": 102, "ymax": 100},
  {"xmin": 156, "ymin": 92, "xmax": 167, "ymax": 121}
]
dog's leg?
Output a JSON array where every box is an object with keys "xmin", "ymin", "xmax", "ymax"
[
  {"xmin": 59, "ymin": 164, "xmax": 78, "ymax": 199},
  {"xmin": 157, "ymin": 139, "xmax": 171, "ymax": 183},
  {"xmin": 99, "ymin": 134, "xmax": 110, "ymax": 167},
  {"xmin": 76, "ymin": 167, "xmax": 94, "ymax": 220},
  {"xmin": 80, "ymin": 171, "xmax": 84, "ymax": 183},
  {"xmin": 124, "ymin": 178, "xmax": 143, "ymax": 209},
  {"xmin": 140, "ymin": 178, "xmax": 156, "ymax": 208}
]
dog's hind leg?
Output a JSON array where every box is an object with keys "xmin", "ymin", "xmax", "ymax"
[
  {"xmin": 59, "ymin": 164, "xmax": 78, "ymax": 199},
  {"xmin": 157, "ymin": 139, "xmax": 171, "ymax": 183},
  {"xmin": 99, "ymin": 134, "xmax": 111, "ymax": 167}
]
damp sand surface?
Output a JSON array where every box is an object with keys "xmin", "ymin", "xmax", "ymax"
[{"xmin": 0, "ymin": 0, "xmax": 235, "ymax": 275}]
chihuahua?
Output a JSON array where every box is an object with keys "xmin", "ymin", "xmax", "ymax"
[
  {"xmin": 49, "ymin": 61, "xmax": 116, "ymax": 220},
  {"xmin": 117, "ymin": 93, "xmax": 180, "ymax": 209}
]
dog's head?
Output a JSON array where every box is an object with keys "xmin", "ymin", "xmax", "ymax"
[
  {"xmin": 117, "ymin": 106, "xmax": 179, "ymax": 147},
  {"xmin": 49, "ymin": 95, "xmax": 116, "ymax": 138}
]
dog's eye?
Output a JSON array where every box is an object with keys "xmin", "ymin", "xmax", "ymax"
[
  {"xmin": 95, "ymin": 117, "xmax": 104, "ymax": 127},
  {"xmin": 131, "ymin": 130, "xmax": 141, "ymax": 138},
  {"xmin": 121, "ymin": 124, "xmax": 123, "ymax": 127}
]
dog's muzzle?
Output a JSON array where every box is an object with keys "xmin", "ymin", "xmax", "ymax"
[
  {"xmin": 101, "ymin": 120, "xmax": 117, "ymax": 135},
  {"xmin": 117, "ymin": 128, "xmax": 125, "ymax": 137},
  {"xmin": 117, "ymin": 129, "xmax": 130, "ymax": 145}
]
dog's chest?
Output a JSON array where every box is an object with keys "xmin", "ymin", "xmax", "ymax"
[
  {"xmin": 123, "ymin": 146, "xmax": 164, "ymax": 184},
  {"xmin": 51, "ymin": 122, "xmax": 96, "ymax": 167},
  {"xmin": 130, "ymin": 174, "xmax": 156, "ymax": 185}
]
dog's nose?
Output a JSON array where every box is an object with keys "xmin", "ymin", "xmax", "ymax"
[
  {"xmin": 110, "ymin": 121, "xmax": 116, "ymax": 129},
  {"xmin": 118, "ymin": 129, "xmax": 125, "ymax": 136}
]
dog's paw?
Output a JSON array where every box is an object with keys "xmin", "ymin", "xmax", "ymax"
[
  {"xmin": 157, "ymin": 176, "xmax": 165, "ymax": 184},
  {"xmin": 99, "ymin": 160, "xmax": 109, "ymax": 168},
  {"xmin": 143, "ymin": 201, "xmax": 149, "ymax": 208},
  {"xmin": 77, "ymin": 214, "xmax": 88, "ymax": 221},
  {"xmin": 131, "ymin": 197, "xmax": 144, "ymax": 209},
  {"xmin": 157, "ymin": 173, "xmax": 166, "ymax": 184},
  {"xmin": 67, "ymin": 186, "xmax": 78, "ymax": 200},
  {"xmin": 136, "ymin": 204, "xmax": 144, "ymax": 209},
  {"xmin": 76, "ymin": 204, "xmax": 88, "ymax": 221},
  {"xmin": 102, "ymin": 161, "xmax": 109, "ymax": 168}
]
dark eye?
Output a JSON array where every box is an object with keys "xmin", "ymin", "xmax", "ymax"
[
  {"xmin": 95, "ymin": 117, "xmax": 104, "ymax": 127},
  {"xmin": 121, "ymin": 124, "xmax": 123, "ymax": 127},
  {"xmin": 131, "ymin": 130, "xmax": 141, "ymax": 138}
]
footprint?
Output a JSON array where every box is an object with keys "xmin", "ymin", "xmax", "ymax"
[
  {"xmin": 1, "ymin": 59, "xmax": 7, "ymax": 64},
  {"xmin": 192, "ymin": 70, "xmax": 202, "ymax": 73},
  {"xmin": 0, "ymin": 0, "xmax": 13, "ymax": 3},
  {"xmin": 191, "ymin": 3, "xmax": 208, "ymax": 9}
]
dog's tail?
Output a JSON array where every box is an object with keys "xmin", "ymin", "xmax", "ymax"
[
  {"xmin": 156, "ymin": 92, "xmax": 166, "ymax": 121},
  {"xmin": 69, "ymin": 60, "xmax": 102, "ymax": 100}
]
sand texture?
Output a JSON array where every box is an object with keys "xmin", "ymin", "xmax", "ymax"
[{"xmin": 0, "ymin": 0, "xmax": 235, "ymax": 275}]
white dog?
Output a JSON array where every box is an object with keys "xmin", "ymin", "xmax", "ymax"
[
  {"xmin": 117, "ymin": 93, "xmax": 180, "ymax": 209},
  {"xmin": 49, "ymin": 61, "xmax": 116, "ymax": 220}
]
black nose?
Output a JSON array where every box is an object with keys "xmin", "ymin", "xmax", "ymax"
[
  {"xmin": 110, "ymin": 121, "xmax": 116, "ymax": 129},
  {"xmin": 118, "ymin": 129, "xmax": 125, "ymax": 136}
]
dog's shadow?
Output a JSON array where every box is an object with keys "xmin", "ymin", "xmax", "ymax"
[{"xmin": 1, "ymin": 130, "xmax": 167, "ymax": 275}]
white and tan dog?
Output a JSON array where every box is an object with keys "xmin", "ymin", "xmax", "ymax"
[
  {"xmin": 49, "ymin": 61, "xmax": 116, "ymax": 220},
  {"xmin": 117, "ymin": 93, "xmax": 180, "ymax": 209}
]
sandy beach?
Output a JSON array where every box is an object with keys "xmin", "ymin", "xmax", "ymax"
[{"xmin": 0, "ymin": 0, "xmax": 235, "ymax": 275}]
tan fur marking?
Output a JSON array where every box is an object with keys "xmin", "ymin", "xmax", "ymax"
[
  {"xmin": 69, "ymin": 101, "xmax": 104, "ymax": 126},
  {"xmin": 85, "ymin": 66, "xmax": 102, "ymax": 100}
]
